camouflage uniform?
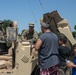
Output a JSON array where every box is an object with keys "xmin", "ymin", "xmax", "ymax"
[
  {"xmin": 21, "ymin": 29, "xmax": 38, "ymax": 43},
  {"xmin": 0, "ymin": 21, "xmax": 5, "ymax": 40},
  {"xmin": 0, "ymin": 21, "xmax": 6, "ymax": 53},
  {"xmin": 21, "ymin": 22, "xmax": 38, "ymax": 43}
]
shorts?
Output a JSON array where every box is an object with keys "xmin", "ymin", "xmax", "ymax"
[{"xmin": 40, "ymin": 65, "xmax": 59, "ymax": 75}]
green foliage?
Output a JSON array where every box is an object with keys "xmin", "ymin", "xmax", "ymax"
[
  {"xmin": 72, "ymin": 31, "xmax": 76, "ymax": 38},
  {"xmin": 72, "ymin": 25, "xmax": 76, "ymax": 38},
  {"xmin": 38, "ymin": 32, "xmax": 42, "ymax": 36},
  {"xmin": 21, "ymin": 29, "xmax": 25, "ymax": 35},
  {"xmin": 74, "ymin": 25, "xmax": 76, "ymax": 30},
  {"xmin": 18, "ymin": 34, "xmax": 21, "ymax": 37},
  {"xmin": 3, "ymin": 20, "xmax": 12, "ymax": 31}
]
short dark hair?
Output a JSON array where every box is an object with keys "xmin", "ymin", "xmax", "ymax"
[
  {"xmin": 41, "ymin": 22, "xmax": 50, "ymax": 29},
  {"xmin": 59, "ymin": 36, "xmax": 67, "ymax": 44}
]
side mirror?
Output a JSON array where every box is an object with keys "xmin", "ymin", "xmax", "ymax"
[{"xmin": 6, "ymin": 27, "xmax": 17, "ymax": 42}]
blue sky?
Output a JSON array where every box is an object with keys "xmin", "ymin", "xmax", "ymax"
[{"xmin": 0, "ymin": 0, "xmax": 76, "ymax": 34}]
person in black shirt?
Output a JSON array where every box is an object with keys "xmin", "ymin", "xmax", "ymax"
[
  {"xmin": 58, "ymin": 36, "xmax": 71, "ymax": 75},
  {"xmin": 66, "ymin": 44, "xmax": 76, "ymax": 75}
]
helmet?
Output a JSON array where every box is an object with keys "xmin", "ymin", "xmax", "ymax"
[{"xmin": 29, "ymin": 22, "xmax": 34, "ymax": 27}]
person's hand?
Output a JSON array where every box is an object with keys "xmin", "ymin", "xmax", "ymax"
[{"xmin": 66, "ymin": 61, "xmax": 76, "ymax": 68}]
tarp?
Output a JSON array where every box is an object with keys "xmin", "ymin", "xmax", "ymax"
[
  {"xmin": 43, "ymin": 10, "xmax": 72, "ymax": 50},
  {"xmin": 43, "ymin": 10, "xmax": 63, "ymax": 36}
]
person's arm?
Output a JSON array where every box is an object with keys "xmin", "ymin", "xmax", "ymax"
[
  {"xmin": 21, "ymin": 30, "xmax": 27, "ymax": 41},
  {"xmin": 2, "ymin": 27, "xmax": 5, "ymax": 34},
  {"xmin": 65, "ymin": 59, "xmax": 76, "ymax": 68},
  {"xmin": 35, "ymin": 38, "xmax": 42, "ymax": 51},
  {"xmin": 32, "ymin": 31, "xmax": 38, "ymax": 42}
]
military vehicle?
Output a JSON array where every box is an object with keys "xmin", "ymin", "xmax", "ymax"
[
  {"xmin": 42, "ymin": 10, "xmax": 76, "ymax": 49},
  {"xmin": 0, "ymin": 10, "xmax": 75, "ymax": 75},
  {"xmin": 0, "ymin": 21, "xmax": 38, "ymax": 75}
]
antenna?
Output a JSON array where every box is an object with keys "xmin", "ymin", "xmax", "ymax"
[
  {"xmin": 28, "ymin": 0, "xmax": 40, "ymax": 31},
  {"xmin": 39, "ymin": 0, "xmax": 46, "ymax": 12}
]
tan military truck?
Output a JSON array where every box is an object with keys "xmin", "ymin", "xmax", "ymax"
[
  {"xmin": 42, "ymin": 10, "xmax": 76, "ymax": 48},
  {"xmin": 0, "ymin": 11, "xmax": 75, "ymax": 75},
  {"xmin": 0, "ymin": 21, "xmax": 38, "ymax": 75}
]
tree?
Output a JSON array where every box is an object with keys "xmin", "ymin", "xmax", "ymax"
[
  {"xmin": 38, "ymin": 32, "xmax": 42, "ymax": 36},
  {"xmin": 72, "ymin": 25, "xmax": 76, "ymax": 38},
  {"xmin": 72, "ymin": 31, "xmax": 76, "ymax": 38},
  {"xmin": 18, "ymin": 34, "xmax": 21, "ymax": 37},
  {"xmin": 3, "ymin": 19, "xmax": 12, "ymax": 31},
  {"xmin": 74, "ymin": 25, "xmax": 76, "ymax": 30},
  {"xmin": 21, "ymin": 29, "xmax": 25, "ymax": 35}
]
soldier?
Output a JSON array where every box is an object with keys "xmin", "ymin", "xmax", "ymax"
[
  {"xmin": 0, "ymin": 20, "xmax": 5, "ymax": 40},
  {"xmin": 21, "ymin": 22, "xmax": 38, "ymax": 44},
  {"xmin": 0, "ymin": 20, "xmax": 6, "ymax": 53}
]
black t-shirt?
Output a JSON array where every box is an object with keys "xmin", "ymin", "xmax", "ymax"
[{"xmin": 58, "ymin": 46, "xmax": 71, "ymax": 66}]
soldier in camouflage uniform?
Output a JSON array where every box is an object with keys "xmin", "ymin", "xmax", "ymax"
[
  {"xmin": 0, "ymin": 20, "xmax": 7, "ymax": 54},
  {"xmin": 0, "ymin": 20, "xmax": 5, "ymax": 40},
  {"xmin": 21, "ymin": 22, "xmax": 38, "ymax": 44}
]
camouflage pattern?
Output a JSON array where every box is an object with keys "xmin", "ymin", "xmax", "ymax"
[
  {"xmin": 0, "ymin": 27, "xmax": 5, "ymax": 40},
  {"xmin": 29, "ymin": 22, "xmax": 34, "ymax": 27},
  {"xmin": 21, "ymin": 29, "xmax": 38, "ymax": 43},
  {"xmin": 59, "ymin": 66, "xmax": 71, "ymax": 75},
  {"xmin": 0, "ymin": 20, "xmax": 5, "ymax": 40}
]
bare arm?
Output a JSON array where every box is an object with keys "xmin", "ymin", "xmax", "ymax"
[
  {"xmin": 65, "ymin": 59, "xmax": 76, "ymax": 68},
  {"xmin": 35, "ymin": 38, "xmax": 42, "ymax": 51},
  {"xmin": 66, "ymin": 61, "xmax": 76, "ymax": 68}
]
